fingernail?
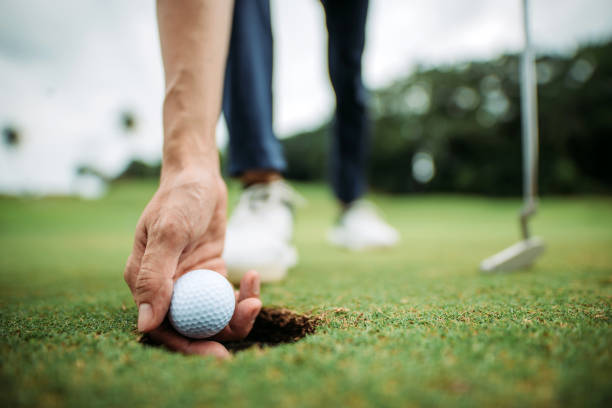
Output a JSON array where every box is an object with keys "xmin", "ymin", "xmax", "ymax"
[
  {"xmin": 250, "ymin": 271, "xmax": 260, "ymax": 296},
  {"xmin": 251, "ymin": 308, "xmax": 260, "ymax": 324},
  {"xmin": 138, "ymin": 303, "xmax": 153, "ymax": 332},
  {"xmin": 253, "ymin": 281, "xmax": 260, "ymax": 297}
]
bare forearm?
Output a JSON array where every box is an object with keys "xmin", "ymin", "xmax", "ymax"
[{"xmin": 157, "ymin": 0, "xmax": 234, "ymax": 178}]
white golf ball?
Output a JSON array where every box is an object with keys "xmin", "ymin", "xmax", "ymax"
[{"xmin": 169, "ymin": 269, "xmax": 235, "ymax": 339}]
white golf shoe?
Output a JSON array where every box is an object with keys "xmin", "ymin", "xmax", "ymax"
[
  {"xmin": 223, "ymin": 180, "xmax": 304, "ymax": 284},
  {"xmin": 327, "ymin": 200, "xmax": 399, "ymax": 250}
]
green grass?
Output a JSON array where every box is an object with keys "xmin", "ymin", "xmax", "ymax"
[{"xmin": 1, "ymin": 180, "xmax": 611, "ymax": 408}]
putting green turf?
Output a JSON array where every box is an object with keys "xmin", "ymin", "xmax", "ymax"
[{"xmin": 1, "ymin": 180, "xmax": 611, "ymax": 408}]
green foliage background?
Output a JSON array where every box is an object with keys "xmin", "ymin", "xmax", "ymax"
[
  {"xmin": 120, "ymin": 41, "xmax": 612, "ymax": 195},
  {"xmin": 281, "ymin": 41, "xmax": 612, "ymax": 195}
]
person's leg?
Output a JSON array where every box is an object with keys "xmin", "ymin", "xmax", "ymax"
[
  {"xmin": 223, "ymin": 0, "xmax": 286, "ymax": 181},
  {"xmin": 322, "ymin": 0, "xmax": 399, "ymax": 250},
  {"xmin": 222, "ymin": 0, "xmax": 298, "ymax": 283},
  {"xmin": 321, "ymin": 0, "xmax": 370, "ymax": 205}
]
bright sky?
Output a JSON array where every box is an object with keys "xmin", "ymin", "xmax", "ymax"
[{"xmin": 1, "ymin": 0, "xmax": 611, "ymax": 196}]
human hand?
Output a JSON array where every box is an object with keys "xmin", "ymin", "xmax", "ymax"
[
  {"xmin": 147, "ymin": 270, "xmax": 261, "ymax": 358},
  {"xmin": 124, "ymin": 169, "xmax": 262, "ymax": 358}
]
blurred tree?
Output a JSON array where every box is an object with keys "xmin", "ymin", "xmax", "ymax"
[
  {"xmin": 120, "ymin": 110, "xmax": 137, "ymax": 133},
  {"xmin": 2, "ymin": 125, "xmax": 21, "ymax": 147},
  {"xmin": 281, "ymin": 40, "xmax": 612, "ymax": 195}
]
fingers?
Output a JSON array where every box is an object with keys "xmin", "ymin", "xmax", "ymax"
[
  {"xmin": 134, "ymin": 220, "xmax": 187, "ymax": 333},
  {"xmin": 213, "ymin": 271, "xmax": 262, "ymax": 341},
  {"xmin": 238, "ymin": 270, "xmax": 260, "ymax": 302},
  {"xmin": 123, "ymin": 222, "xmax": 147, "ymax": 294},
  {"xmin": 148, "ymin": 323, "xmax": 230, "ymax": 359},
  {"xmin": 212, "ymin": 298, "xmax": 262, "ymax": 342},
  {"xmin": 230, "ymin": 297, "xmax": 262, "ymax": 339},
  {"xmin": 146, "ymin": 270, "xmax": 261, "ymax": 357}
]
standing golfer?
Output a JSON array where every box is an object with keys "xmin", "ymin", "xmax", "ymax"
[
  {"xmin": 124, "ymin": 0, "xmax": 396, "ymax": 358},
  {"xmin": 222, "ymin": 0, "xmax": 398, "ymax": 284}
]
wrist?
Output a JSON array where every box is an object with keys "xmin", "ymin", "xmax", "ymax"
[
  {"xmin": 159, "ymin": 165, "xmax": 223, "ymax": 198},
  {"xmin": 162, "ymin": 152, "xmax": 219, "ymax": 177},
  {"xmin": 161, "ymin": 158, "xmax": 220, "ymax": 184},
  {"xmin": 161, "ymin": 159, "xmax": 221, "ymax": 190},
  {"xmin": 161, "ymin": 130, "xmax": 220, "ymax": 180}
]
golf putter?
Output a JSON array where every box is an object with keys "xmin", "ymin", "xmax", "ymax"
[{"xmin": 480, "ymin": 0, "xmax": 545, "ymax": 273}]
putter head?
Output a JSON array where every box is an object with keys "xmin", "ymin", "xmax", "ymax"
[{"xmin": 480, "ymin": 236, "xmax": 545, "ymax": 273}]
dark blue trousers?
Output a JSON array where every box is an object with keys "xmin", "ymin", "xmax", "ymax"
[{"xmin": 223, "ymin": 0, "xmax": 370, "ymax": 204}]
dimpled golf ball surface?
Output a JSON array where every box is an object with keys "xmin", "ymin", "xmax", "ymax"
[{"xmin": 169, "ymin": 269, "xmax": 235, "ymax": 339}]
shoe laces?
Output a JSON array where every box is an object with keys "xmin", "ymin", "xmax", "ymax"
[{"xmin": 235, "ymin": 180, "xmax": 306, "ymax": 215}]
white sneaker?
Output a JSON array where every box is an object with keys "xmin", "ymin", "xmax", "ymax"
[
  {"xmin": 327, "ymin": 200, "xmax": 399, "ymax": 250},
  {"xmin": 223, "ymin": 180, "xmax": 304, "ymax": 284}
]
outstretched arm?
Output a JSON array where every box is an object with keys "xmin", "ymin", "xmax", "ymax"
[
  {"xmin": 157, "ymin": 0, "xmax": 232, "ymax": 175},
  {"xmin": 124, "ymin": 0, "xmax": 262, "ymax": 359}
]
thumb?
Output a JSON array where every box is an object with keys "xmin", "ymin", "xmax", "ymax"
[{"xmin": 134, "ymin": 225, "xmax": 185, "ymax": 332}]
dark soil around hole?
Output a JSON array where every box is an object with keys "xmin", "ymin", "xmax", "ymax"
[
  {"xmin": 223, "ymin": 307, "xmax": 319, "ymax": 352},
  {"xmin": 139, "ymin": 307, "xmax": 319, "ymax": 353}
]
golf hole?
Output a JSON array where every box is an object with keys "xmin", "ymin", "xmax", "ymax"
[
  {"xmin": 139, "ymin": 307, "xmax": 319, "ymax": 353},
  {"xmin": 224, "ymin": 307, "xmax": 319, "ymax": 352}
]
